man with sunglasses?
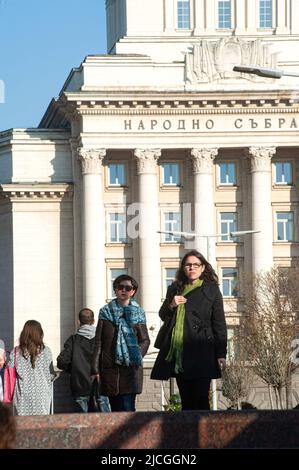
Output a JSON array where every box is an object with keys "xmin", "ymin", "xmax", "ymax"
[{"xmin": 91, "ymin": 275, "xmax": 150, "ymax": 411}]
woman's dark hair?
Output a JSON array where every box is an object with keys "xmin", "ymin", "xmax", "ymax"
[
  {"xmin": 174, "ymin": 250, "xmax": 218, "ymax": 293},
  {"xmin": 19, "ymin": 320, "xmax": 45, "ymax": 368},
  {"xmin": 113, "ymin": 274, "xmax": 138, "ymax": 295}
]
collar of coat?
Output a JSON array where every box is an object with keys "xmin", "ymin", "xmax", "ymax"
[{"xmin": 169, "ymin": 281, "xmax": 218, "ymax": 302}]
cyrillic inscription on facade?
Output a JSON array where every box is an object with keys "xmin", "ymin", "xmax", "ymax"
[{"xmin": 122, "ymin": 116, "xmax": 299, "ymax": 133}]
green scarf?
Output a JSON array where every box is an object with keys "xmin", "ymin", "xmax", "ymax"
[{"xmin": 166, "ymin": 279, "xmax": 203, "ymax": 374}]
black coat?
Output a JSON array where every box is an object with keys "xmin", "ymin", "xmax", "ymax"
[
  {"xmin": 57, "ymin": 334, "xmax": 95, "ymax": 397},
  {"xmin": 150, "ymin": 282, "xmax": 227, "ymax": 380}
]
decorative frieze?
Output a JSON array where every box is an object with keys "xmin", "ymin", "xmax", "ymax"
[
  {"xmin": 75, "ymin": 101, "xmax": 299, "ymax": 114},
  {"xmin": 77, "ymin": 148, "xmax": 106, "ymax": 174},
  {"xmin": 191, "ymin": 148, "xmax": 218, "ymax": 174},
  {"xmin": 0, "ymin": 184, "xmax": 73, "ymax": 201},
  {"xmin": 248, "ymin": 147, "xmax": 276, "ymax": 172},
  {"xmin": 134, "ymin": 149, "xmax": 161, "ymax": 174}
]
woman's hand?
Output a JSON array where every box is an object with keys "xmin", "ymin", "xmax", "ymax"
[
  {"xmin": 170, "ymin": 295, "xmax": 187, "ymax": 309},
  {"xmin": 217, "ymin": 358, "xmax": 226, "ymax": 372},
  {"xmin": 91, "ymin": 374, "xmax": 100, "ymax": 383}
]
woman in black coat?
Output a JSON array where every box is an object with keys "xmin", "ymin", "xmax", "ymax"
[{"xmin": 151, "ymin": 250, "xmax": 227, "ymax": 410}]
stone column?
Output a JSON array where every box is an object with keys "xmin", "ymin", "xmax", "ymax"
[
  {"xmin": 134, "ymin": 149, "xmax": 161, "ymax": 319},
  {"xmin": 164, "ymin": 0, "xmax": 176, "ymax": 34},
  {"xmin": 290, "ymin": 0, "xmax": 299, "ymax": 34},
  {"xmin": 205, "ymin": 0, "xmax": 217, "ymax": 34},
  {"xmin": 194, "ymin": 0, "xmax": 205, "ymax": 35},
  {"xmin": 70, "ymin": 139, "xmax": 83, "ymax": 319},
  {"xmin": 234, "ymin": 0, "xmax": 246, "ymax": 34},
  {"xmin": 275, "ymin": 0, "xmax": 288, "ymax": 34},
  {"xmin": 78, "ymin": 148, "xmax": 106, "ymax": 312},
  {"xmin": 246, "ymin": 0, "xmax": 257, "ymax": 33},
  {"xmin": 191, "ymin": 148, "xmax": 218, "ymax": 265},
  {"xmin": 249, "ymin": 146, "xmax": 276, "ymax": 273}
]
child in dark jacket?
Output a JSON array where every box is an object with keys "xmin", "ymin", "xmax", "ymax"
[{"xmin": 57, "ymin": 308, "xmax": 110, "ymax": 412}]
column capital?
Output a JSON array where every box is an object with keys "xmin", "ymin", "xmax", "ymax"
[
  {"xmin": 191, "ymin": 148, "xmax": 218, "ymax": 174},
  {"xmin": 77, "ymin": 148, "xmax": 106, "ymax": 175},
  {"xmin": 248, "ymin": 147, "xmax": 276, "ymax": 172},
  {"xmin": 134, "ymin": 148, "xmax": 161, "ymax": 174}
]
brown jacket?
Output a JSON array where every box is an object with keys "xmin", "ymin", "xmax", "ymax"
[{"xmin": 91, "ymin": 318, "xmax": 150, "ymax": 396}]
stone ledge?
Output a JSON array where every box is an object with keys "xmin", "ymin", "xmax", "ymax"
[{"xmin": 14, "ymin": 411, "xmax": 299, "ymax": 449}]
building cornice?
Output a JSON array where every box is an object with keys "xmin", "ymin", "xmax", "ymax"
[
  {"xmin": 0, "ymin": 129, "xmax": 71, "ymax": 151},
  {"xmin": 40, "ymin": 90, "xmax": 299, "ymax": 128},
  {"xmin": 75, "ymin": 106, "xmax": 299, "ymax": 116},
  {"xmin": 0, "ymin": 183, "xmax": 73, "ymax": 202},
  {"xmin": 69, "ymin": 92, "xmax": 299, "ymax": 115}
]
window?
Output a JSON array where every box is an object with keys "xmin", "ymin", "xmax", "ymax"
[
  {"xmin": 109, "ymin": 268, "xmax": 128, "ymax": 298},
  {"xmin": 162, "ymin": 163, "xmax": 180, "ymax": 185},
  {"xmin": 259, "ymin": 0, "xmax": 272, "ymax": 28},
  {"xmin": 218, "ymin": 0, "xmax": 231, "ymax": 29},
  {"xmin": 221, "ymin": 268, "xmax": 238, "ymax": 297},
  {"xmin": 164, "ymin": 212, "xmax": 181, "ymax": 242},
  {"xmin": 108, "ymin": 164, "xmax": 125, "ymax": 186},
  {"xmin": 220, "ymin": 213, "xmax": 237, "ymax": 241},
  {"xmin": 177, "ymin": 0, "xmax": 190, "ymax": 29},
  {"xmin": 219, "ymin": 162, "xmax": 236, "ymax": 185},
  {"xmin": 276, "ymin": 212, "xmax": 294, "ymax": 241},
  {"xmin": 275, "ymin": 162, "xmax": 292, "ymax": 185},
  {"xmin": 109, "ymin": 213, "xmax": 127, "ymax": 243},
  {"xmin": 164, "ymin": 268, "xmax": 177, "ymax": 295}
]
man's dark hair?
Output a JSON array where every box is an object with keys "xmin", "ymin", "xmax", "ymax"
[
  {"xmin": 113, "ymin": 274, "xmax": 138, "ymax": 294},
  {"xmin": 78, "ymin": 308, "xmax": 94, "ymax": 325}
]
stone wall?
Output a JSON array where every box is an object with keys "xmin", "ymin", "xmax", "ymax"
[
  {"xmin": 14, "ymin": 410, "xmax": 299, "ymax": 449},
  {"xmin": 53, "ymin": 364, "xmax": 299, "ymax": 413}
]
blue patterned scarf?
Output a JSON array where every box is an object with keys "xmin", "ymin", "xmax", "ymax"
[{"xmin": 99, "ymin": 299, "xmax": 146, "ymax": 367}]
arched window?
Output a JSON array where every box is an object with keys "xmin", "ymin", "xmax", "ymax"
[
  {"xmin": 259, "ymin": 0, "xmax": 272, "ymax": 28},
  {"xmin": 218, "ymin": 0, "xmax": 231, "ymax": 29},
  {"xmin": 177, "ymin": 0, "xmax": 190, "ymax": 29}
]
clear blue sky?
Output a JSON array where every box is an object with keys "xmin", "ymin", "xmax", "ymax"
[{"xmin": 0, "ymin": 0, "xmax": 107, "ymax": 130}]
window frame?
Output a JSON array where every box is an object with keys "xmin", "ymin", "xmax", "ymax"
[
  {"xmin": 218, "ymin": 0, "xmax": 232, "ymax": 29},
  {"xmin": 108, "ymin": 163, "xmax": 126, "ymax": 187},
  {"xmin": 276, "ymin": 211, "xmax": 294, "ymax": 242},
  {"xmin": 259, "ymin": 0, "xmax": 273, "ymax": 29},
  {"xmin": 163, "ymin": 211, "xmax": 182, "ymax": 243},
  {"xmin": 163, "ymin": 267, "xmax": 177, "ymax": 297},
  {"xmin": 218, "ymin": 162, "xmax": 236, "ymax": 186},
  {"xmin": 274, "ymin": 161, "xmax": 292, "ymax": 186},
  {"xmin": 221, "ymin": 267, "xmax": 238, "ymax": 297},
  {"xmin": 220, "ymin": 212, "xmax": 237, "ymax": 242},
  {"xmin": 108, "ymin": 212, "xmax": 127, "ymax": 244},
  {"xmin": 177, "ymin": 0, "xmax": 191, "ymax": 30},
  {"xmin": 162, "ymin": 162, "xmax": 180, "ymax": 186}
]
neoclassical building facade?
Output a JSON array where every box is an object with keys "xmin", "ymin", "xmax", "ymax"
[{"xmin": 1, "ymin": 0, "xmax": 299, "ymax": 409}]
